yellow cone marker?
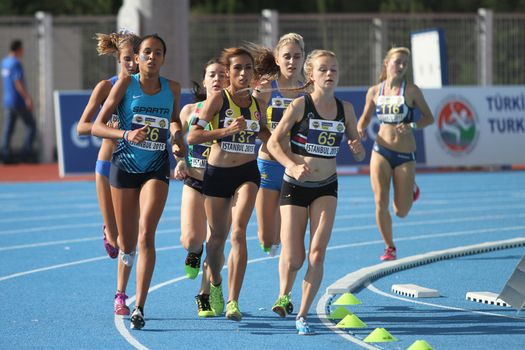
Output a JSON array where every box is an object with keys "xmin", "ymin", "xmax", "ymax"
[
  {"xmin": 333, "ymin": 292, "xmax": 362, "ymax": 305},
  {"xmin": 363, "ymin": 327, "xmax": 398, "ymax": 342},
  {"xmin": 329, "ymin": 306, "xmax": 352, "ymax": 320},
  {"xmin": 407, "ymin": 339, "xmax": 434, "ymax": 350},
  {"xmin": 335, "ymin": 314, "xmax": 367, "ymax": 328}
]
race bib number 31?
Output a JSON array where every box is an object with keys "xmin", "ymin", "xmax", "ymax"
[
  {"xmin": 268, "ymin": 97, "xmax": 293, "ymax": 131},
  {"xmin": 130, "ymin": 114, "xmax": 169, "ymax": 151}
]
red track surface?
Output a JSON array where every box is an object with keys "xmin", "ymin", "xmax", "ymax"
[{"xmin": 0, "ymin": 163, "xmax": 94, "ymax": 182}]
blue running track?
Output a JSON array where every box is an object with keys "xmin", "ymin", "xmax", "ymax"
[{"xmin": 1, "ymin": 171, "xmax": 524, "ymax": 349}]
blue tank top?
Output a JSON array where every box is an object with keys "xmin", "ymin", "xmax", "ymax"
[
  {"xmin": 375, "ymin": 80, "xmax": 414, "ymax": 124},
  {"xmin": 266, "ymin": 80, "xmax": 304, "ymax": 131},
  {"xmin": 112, "ymin": 73, "xmax": 173, "ymax": 173}
]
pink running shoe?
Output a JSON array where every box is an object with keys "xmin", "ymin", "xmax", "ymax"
[
  {"xmin": 380, "ymin": 247, "xmax": 397, "ymax": 261},
  {"xmin": 413, "ymin": 183, "xmax": 420, "ymax": 202},
  {"xmin": 103, "ymin": 225, "xmax": 118, "ymax": 259},
  {"xmin": 114, "ymin": 292, "xmax": 130, "ymax": 315}
]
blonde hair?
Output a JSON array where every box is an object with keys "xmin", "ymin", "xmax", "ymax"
[
  {"xmin": 378, "ymin": 46, "xmax": 411, "ymax": 82},
  {"xmin": 274, "ymin": 32, "xmax": 305, "ymax": 58},
  {"xmin": 247, "ymin": 32, "xmax": 305, "ymax": 82},
  {"xmin": 298, "ymin": 49, "xmax": 337, "ymax": 92},
  {"xmin": 95, "ymin": 31, "xmax": 141, "ymax": 59}
]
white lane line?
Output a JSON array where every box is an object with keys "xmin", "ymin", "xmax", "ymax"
[
  {"xmin": 331, "ymin": 214, "xmax": 525, "ymax": 233},
  {"xmin": 0, "ymin": 237, "xmax": 268, "ymax": 281},
  {"xmin": 0, "ymin": 256, "xmax": 107, "ymax": 282},
  {"xmin": 2, "ymin": 225, "xmax": 524, "ymax": 281},
  {"xmin": 2, "ymin": 210, "xmax": 523, "ymax": 240},
  {"xmin": 0, "ymin": 212, "xmax": 100, "ymax": 224},
  {"xmin": 0, "ymin": 237, "xmax": 100, "ymax": 251}
]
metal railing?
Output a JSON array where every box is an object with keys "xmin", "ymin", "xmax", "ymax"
[{"xmin": 1, "ymin": 10, "xmax": 524, "ymax": 160}]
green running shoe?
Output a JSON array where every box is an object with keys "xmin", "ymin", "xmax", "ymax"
[
  {"xmin": 272, "ymin": 294, "xmax": 293, "ymax": 318},
  {"xmin": 260, "ymin": 242, "xmax": 271, "ymax": 254},
  {"xmin": 184, "ymin": 246, "xmax": 203, "ymax": 279},
  {"xmin": 210, "ymin": 283, "xmax": 224, "ymax": 316},
  {"xmin": 225, "ymin": 300, "xmax": 242, "ymax": 321},
  {"xmin": 195, "ymin": 294, "xmax": 215, "ymax": 317}
]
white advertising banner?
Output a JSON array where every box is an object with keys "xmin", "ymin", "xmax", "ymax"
[{"xmin": 422, "ymin": 86, "xmax": 525, "ymax": 166}]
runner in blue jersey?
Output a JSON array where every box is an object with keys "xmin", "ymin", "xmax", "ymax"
[
  {"xmin": 250, "ymin": 33, "xmax": 306, "ymax": 258},
  {"xmin": 188, "ymin": 47, "xmax": 271, "ymax": 322},
  {"xmin": 77, "ymin": 31, "xmax": 139, "ymax": 272},
  {"xmin": 173, "ymin": 58, "xmax": 228, "ymax": 317},
  {"xmin": 92, "ymin": 34, "xmax": 184, "ymax": 330},
  {"xmin": 267, "ymin": 50, "xmax": 365, "ymax": 335},
  {"xmin": 357, "ymin": 47, "xmax": 434, "ymax": 261}
]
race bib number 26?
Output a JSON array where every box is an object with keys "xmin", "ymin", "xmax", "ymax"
[{"xmin": 130, "ymin": 114, "xmax": 169, "ymax": 151}]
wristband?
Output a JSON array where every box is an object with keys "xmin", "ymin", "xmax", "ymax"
[
  {"xmin": 123, "ymin": 130, "xmax": 130, "ymax": 141},
  {"xmin": 191, "ymin": 117, "xmax": 208, "ymax": 128},
  {"xmin": 409, "ymin": 122, "xmax": 417, "ymax": 130}
]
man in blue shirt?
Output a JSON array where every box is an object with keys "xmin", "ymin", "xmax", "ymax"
[{"xmin": 1, "ymin": 39, "xmax": 37, "ymax": 163}]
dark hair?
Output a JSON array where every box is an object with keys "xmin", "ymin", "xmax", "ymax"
[
  {"xmin": 220, "ymin": 47, "xmax": 254, "ymax": 69},
  {"xmin": 137, "ymin": 33, "xmax": 167, "ymax": 55},
  {"xmin": 10, "ymin": 40, "xmax": 22, "ymax": 52},
  {"xmin": 244, "ymin": 42, "xmax": 280, "ymax": 82},
  {"xmin": 191, "ymin": 57, "xmax": 224, "ymax": 102}
]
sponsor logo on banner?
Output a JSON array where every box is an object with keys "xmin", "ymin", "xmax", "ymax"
[{"xmin": 436, "ymin": 96, "xmax": 479, "ymax": 156}]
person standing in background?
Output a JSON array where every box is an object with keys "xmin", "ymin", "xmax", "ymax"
[
  {"xmin": 1, "ymin": 39, "xmax": 37, "ymax": 163},
  {"xmin": 357, "ymin": 47, "xmax": 434, "ymax": 261}
]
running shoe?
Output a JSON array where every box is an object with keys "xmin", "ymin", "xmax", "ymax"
[
  {"xmin": 269, "ymin": 244, "xmax": 280, "ymax": 257},
  {"xmin": 295, "ymin": 317, "xmax": 315, "ymax": 335},
  {"xmin": 114, "ymin": 292, "xmax": 130, "ymax": 316},
  {"xmin": 130, "ymin": 306, "xmax": 145, "ymax": 330},
  {"xmin": 209, "ymin": 283, "xmax": 225, "ymax": 316},
  {"xmin": 260, "ymin": 243, "xmax": 271, "ymax": 254},
  {"xmin": 195, "ymin": 294, "xmax": 215, "ymax": 317},
  {"xmin": 103, "ymin": 225, "xmax": 118, "ymax": 259},
  {"xmin": 225, "ymin": 300, "xmax": 242, "ymax": 321},
  {"xmin": 271, "ymin": 294, "xmax": 293, "ymax": 318},
  {"xmin": 380, "ymin": 246, "xmax": 397, "ymax": 261},
  {"xmin": 413, "ymin": 183, "xmax": 420, "ymax": 202},
  {"xmin": 184, "ymin": 245, "xmax": 203, "ymax": 279}
]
